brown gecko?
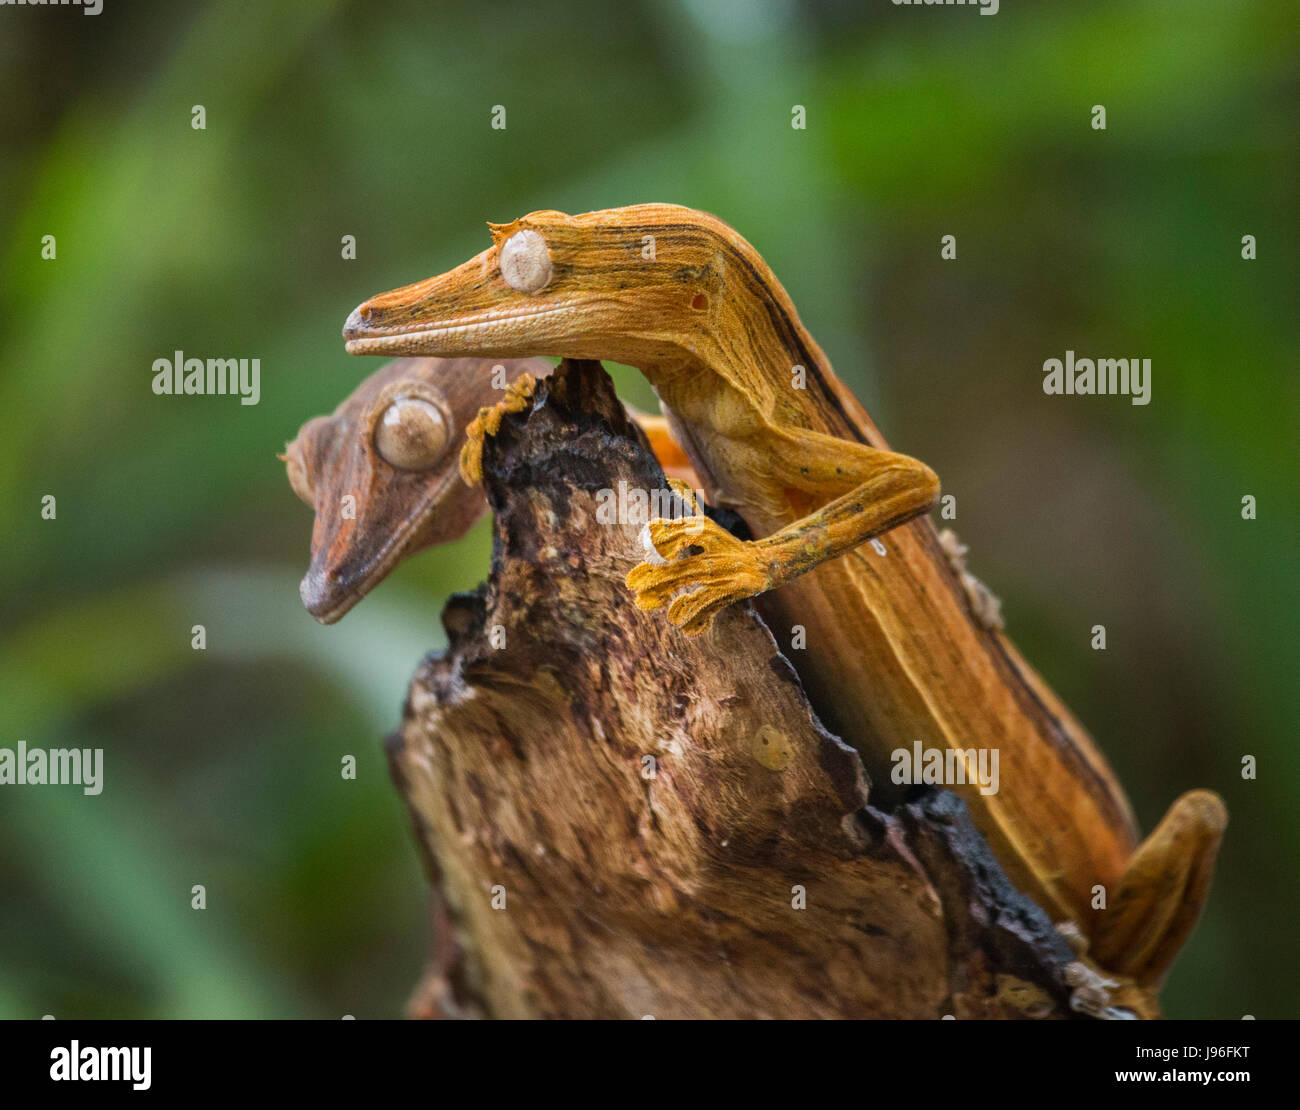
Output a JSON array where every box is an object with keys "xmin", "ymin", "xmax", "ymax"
[
  {"xmin": 336, "ymin": 204, "xmax": 1226, "ymax": 992},
  {"xmin": 282, "ymin": 356, "xmax": 552, "ymax": 622},
  {"xmin": 282, "ymin": 355, "xmax": 696, "ymax": 622}
]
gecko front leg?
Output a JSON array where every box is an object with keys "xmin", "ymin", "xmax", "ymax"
[
  {"xmin": 459, "ymin": 372, "xmax": 539, "ymax": 485},
  {"xmin": 460, "ymin": 377, "xmax": 701, "ymax": 491},
  {"xmin": 627, "ymin": 426, "xmax": 939, "ymax": 634}
]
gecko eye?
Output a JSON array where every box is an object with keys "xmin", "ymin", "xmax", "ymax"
[
  {"xmin": 500, "ymin": 229, "xmax": 553, "ymax": 293},
  {"xmin": 375, "ymin": 396, "xmax": 450, "ymax": 470}
]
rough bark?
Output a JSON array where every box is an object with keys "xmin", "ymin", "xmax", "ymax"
[{"xmin": 386, "ymin": 360, "xmax": 1092, "ymax": 1019}]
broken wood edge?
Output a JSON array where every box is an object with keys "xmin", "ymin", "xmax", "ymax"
[{"xmin": 384, "ymin": 359, "xmax": 1141, "ymax": 1019}]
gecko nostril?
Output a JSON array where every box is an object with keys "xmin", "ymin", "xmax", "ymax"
[
  {"xmin": 690, "ymin": 293, "xmax": 708, "ymax": 311},
  {"xmin": 344, "ymin": 304, "xmax": 379, "ymax": 339}
]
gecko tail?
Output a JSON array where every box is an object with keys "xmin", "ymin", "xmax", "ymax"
[{"xmin": 1090, "ymin": 789, "xmax": 1227, "ymax": 987}]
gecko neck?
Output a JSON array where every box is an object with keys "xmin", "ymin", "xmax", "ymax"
[
  {"xmin": 672, "ymin": 248, "xmax": 892, "ymax": 453},
  {"xmin": 658, "ymin": 270, "xmax": 897, "ymax": 506}
]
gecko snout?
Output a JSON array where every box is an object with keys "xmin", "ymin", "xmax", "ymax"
[
  {"xmin": 299, "ymin": 570, "xmax": 337, "ymax": 623},
  {"xmin": 300, "ymin": 563, "xmax": 355, "ymax": 625},
  {"xmin": 343, "ymin": 303, "xmax": 378, "ymax": 337}
]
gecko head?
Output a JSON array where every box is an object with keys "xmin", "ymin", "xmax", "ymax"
[
  {"xmin": 343, "ymin": 204, "xmax": 732, "ymax": 366},
  {"xmin": 283, "ymin": 357, "xmax": 547, "ymax": 623}
]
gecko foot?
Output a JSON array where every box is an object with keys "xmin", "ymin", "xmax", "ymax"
[
  {"xmin": 459, "ymin": 372, "xmax": 538, "ymax": 485},
  {"xmin": 1056, "ymin": 920, "xmax": 1157, "ymax": 1018},
  {"xmin": 625, "ymin": 515, "xmax": 770, "ymax": 635},
  {"xmin": 1055, "ymin": 919, "xmax": 1090, "ymax": 958},
  {"xmin": 665, "ymin": 478, "xmax": 702, "ymax": 515},
  {"xmin": 1063, "ymin": 962, "xmax": 1140, "ymax": 1020}
]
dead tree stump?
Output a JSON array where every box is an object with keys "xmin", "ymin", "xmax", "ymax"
[{"xmin": 386, "ymin": 360, "xmax": 1093, "ymax": 1019}]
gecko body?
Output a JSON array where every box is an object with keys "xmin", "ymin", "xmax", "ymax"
[{"xmin": 339, "ymin": 205, "xmax": 1225, "ymax": 989}]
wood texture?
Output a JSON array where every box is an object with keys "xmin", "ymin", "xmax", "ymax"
[{"xmin": 385, "ymin": 360, "xmax": 1122, "ymax": 1020}]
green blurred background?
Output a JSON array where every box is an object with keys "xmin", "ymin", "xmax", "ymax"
[{"xmin": 1, "ymin": 0, "xmax": 1296, "ymax": 1018}]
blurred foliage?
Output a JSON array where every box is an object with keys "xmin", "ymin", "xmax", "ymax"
[{"xmin": 1, "ymin": 0, "xmax": 1295, "ymax": 1017}]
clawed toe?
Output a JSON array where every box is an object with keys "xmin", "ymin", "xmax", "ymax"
[
  {"xmin": 459, "ymin": 373, "xmax": 538, "ymax": 484},
  {"xmin": 625, "ymin": 514, "xmax": 769, "ymax": 634}
]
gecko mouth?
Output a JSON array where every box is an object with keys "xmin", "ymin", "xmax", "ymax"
[
  {"xmin": 303, "ymin": 584, "xmax": 363, "ymax": 626},
  {"xmin": 302, "ymin": 469, "xmax": 463, "ymax": 624},
  {"xmin": 343, "ymin": 302, "xmax": 579, "ymax": 355}
]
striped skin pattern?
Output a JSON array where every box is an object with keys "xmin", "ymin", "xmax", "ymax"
[{"xmin": 342, "ymin": 204, "xmax": 1225, "ymax": 992}]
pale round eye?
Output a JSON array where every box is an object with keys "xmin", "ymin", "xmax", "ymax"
[
  {"xmin": 500, "ymin": 229, "xmax": 552, "ymax": 293},
  {"xmin": 375, "ymin": 397, "xmax": 450, "ymax": 470}
]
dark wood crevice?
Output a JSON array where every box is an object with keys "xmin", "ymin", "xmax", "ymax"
[{"xmin": 386, "ymin": 359, "xmax": 1090, "ymax": 1020}]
